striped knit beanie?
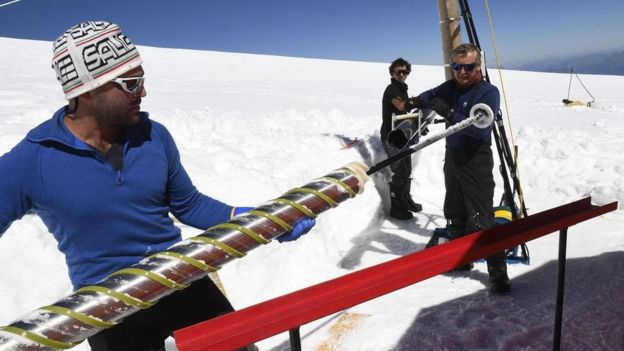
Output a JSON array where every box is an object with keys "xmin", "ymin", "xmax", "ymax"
[{"xmin": 51, "ymin": 21, "xmax": 143, "ymax": 100}]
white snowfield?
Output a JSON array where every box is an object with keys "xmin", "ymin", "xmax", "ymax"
[{"xmin": 0, "ymin": 37, "xmax": 622, "ymax": 350}]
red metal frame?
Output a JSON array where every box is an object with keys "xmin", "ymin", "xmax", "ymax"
[{"xmin": 175, "ymin": 198, "xmax": 617, "ymax": 351}]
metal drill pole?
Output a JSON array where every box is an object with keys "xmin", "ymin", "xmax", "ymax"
[
  {"xmin": 367, "ymin": 104, "xmax": 493, "ymax": 176},
  {"xmin": 0, "ymin": 163, "xmax": 370, "ymax": 350}
]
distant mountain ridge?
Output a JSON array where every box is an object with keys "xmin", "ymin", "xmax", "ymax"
[{"xmin": 512, "ymin": 49, "xmax": 624, "ymax": 76}]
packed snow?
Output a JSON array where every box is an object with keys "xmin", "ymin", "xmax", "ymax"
[{"xmin": 0, "ymin": 37, "xmax": 622, "ymax": 350}]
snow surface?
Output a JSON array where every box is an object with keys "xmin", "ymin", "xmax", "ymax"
[{"xmin": 0, "ymin": 37, "xmax": 623, "ymax": 350}]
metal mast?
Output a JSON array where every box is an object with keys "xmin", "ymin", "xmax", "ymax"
[{"xmin": 437, "ymin": 0, "xmax": 462, "ymax": 80}]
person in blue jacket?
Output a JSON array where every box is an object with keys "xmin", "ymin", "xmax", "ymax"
[
  {"xmin": 0, "ymin": 21, "xmax": 314, "ymax": 351},
  {"xmin": 406, "ymin": 43, "xmax": 511, "ymax": 295}
]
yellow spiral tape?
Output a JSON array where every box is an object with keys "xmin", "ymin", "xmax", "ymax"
[
  {"xmin": 152, "ymin": 251, "xmax": 217, "ymax": 272},
  {"xmin": 273, "ymin": 198, "xmax": 317, "ymax": 218},
  {"xmin": 1, "ymin": 326, "xmax": 78, "ymax": 349},
  {"xmin": 321, "ymin": 176, "xmax": 356, "ymax": 197},
  {"xmin": 110, "ymin": 268, "xmax": 189, "ymax": 290},
  {"xmin": 249, "ymin": 210, "xmax": 293, "ymax": 231},
  {"xmin": 288, "ymin": 187, "xmax": 338, "ymax": 207},
  {"xmin": 41, "ymin": 305, "xmax": 116, "ymax": 328},
  {"xmin": 76, "ymin": 286, "xmax": 154, "ymax": 309},
  {"xmin": 189, "ymin": 236, "xmax": 245, "ymax": 258},
  {"xmin": 210, "ymin": 223, "xmax": 270, "ymax": 245}
]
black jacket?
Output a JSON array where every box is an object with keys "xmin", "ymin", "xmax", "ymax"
[{"xmin": 380, "ymin": 78, "xmax": 408, "ymax": 141}]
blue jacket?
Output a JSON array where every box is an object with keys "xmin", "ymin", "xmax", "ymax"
[
  {"xmin": 0, "ymin": 107, "xmax": 234, "ymax": 288},
  {"xmin": 417, "ymin": 80, "xmax": 500, "ymax": 148}
]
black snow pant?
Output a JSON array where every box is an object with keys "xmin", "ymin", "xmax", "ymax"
[
  {"xmin": 87, "ymin": 276, "xmax": 235, "ymax": 351},
  {"xmin": 443, "ymin": 144, "xmax": 507, "ymax": 278},
  {"xmin": 383, "ymin": 139, "xmax": 413, "ymax": 186}
]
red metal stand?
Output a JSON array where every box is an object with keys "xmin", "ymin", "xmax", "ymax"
[{"xmin": 174, "ymin": 198, "xmax": 617, "ymax": 351}]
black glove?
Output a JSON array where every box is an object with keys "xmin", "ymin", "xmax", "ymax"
[
  {"xmin": 428, "ymin": 97, "xmax": 452, "ymax": 119},
  {"xmin": 404, "ymin": 96, "xmax": 424, "ymax": 111}
]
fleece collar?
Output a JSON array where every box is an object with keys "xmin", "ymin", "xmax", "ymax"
[
  {"xmin": 391, "ymin": 77, "xmax": 408, "ymax": 93},
  {"xmin": 26, "ymin": 106, "xmax": 149, "ymax": 151}
]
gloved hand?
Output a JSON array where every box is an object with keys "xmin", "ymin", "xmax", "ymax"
[
  {"xmin": 427, "ymin": 97, "xmax": 453, "ymax": 120},
  {"xmin": 404, "ymin": 96, "xmax": 424, "ymax": 111},
  {"xmin": 232, "ymin": 206, "xmax": 253, "ymax": 218},
  {"xmin": 277, "ymin": 217, "xmax": 316, "ymax": 243}
]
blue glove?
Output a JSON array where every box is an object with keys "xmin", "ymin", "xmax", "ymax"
[
  {"xmin": 277, "ymin": 218, "xmax": 316, "ymax": 243},
  {"xmin": 231, "ymin": 206, "xmax": 253, "ymax": 218}
]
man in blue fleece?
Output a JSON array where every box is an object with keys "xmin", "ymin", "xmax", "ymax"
[
  {"xmin": 0, "ymin": 21, "xmax": 313, "ymax": 351},
  {"xmin": 406, "ymin": 43, "xmax": 511, "ymax": 295}
]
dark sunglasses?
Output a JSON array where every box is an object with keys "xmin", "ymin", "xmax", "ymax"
[
  {"xmin": 394, "ymin": 69, "xmax": 410, "ymax": 76},
  {"xmin": 112, "ymin": 76, "xmax": 145, "ymax": 94},
  {"xmin": 451, "ymin": 63, "xmax": 477, "ymax": 72}
]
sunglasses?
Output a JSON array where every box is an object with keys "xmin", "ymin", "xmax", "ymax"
[
  {"xmin": 451, "ymin": 63, "xmax": 477, "ymax": 72},
  {"xmin": 112, "ymin": 76, "xmax": 145, "ymax": 94},
  {"xmin": 394, "ymin": 69, "xmax": 410, "ymax": 76}
]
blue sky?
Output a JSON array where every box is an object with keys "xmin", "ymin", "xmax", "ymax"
[{"xmin": 1, "ymin": 0, "xmax": 622, "ymax": 66}]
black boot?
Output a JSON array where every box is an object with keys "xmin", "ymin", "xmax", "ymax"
[
  {"xmin": 425, "ymin": 228, "xmax": 450, "ymax": 248},
  {"xmin": 487, "ymin": 252, "xmax": 511, "ymax": 295},
  {"xmin": 404, "ymin": 195, "xmax": 423, "ymax": 213},
  {"xmin": 402, "ymin": 179, "xmax": 422, "ymax": 213},
  {"xmin": 446, "ymin": 220, "xmax": 473, "ymax": 271},
  {"xmin": 389, "ymin": 181, "xmax": 413, "ymax": 220},
  {"xmin": 390, "ymin": 191, "xmax": 413, "ymax": 219}
]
